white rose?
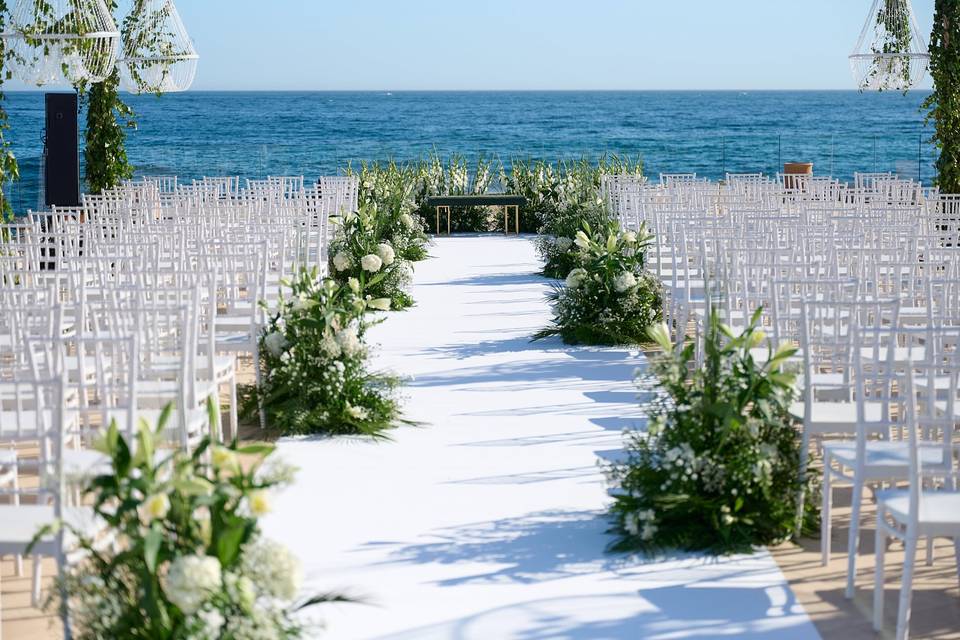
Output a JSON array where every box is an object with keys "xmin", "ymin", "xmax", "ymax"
[
  {"xmin": 320, "ymin": 334, "xmax": 341, "ymax": 358},
  {"xmin": 332, "ymin": 252, "xmax": 352, "ymax": 272},
  {"xmin": 346, "ymin": 403, "xmax": 369, "ymax": 420},
  {"xmin": 613, "ymin": 271, "xmax": 638, "ymax": 293},
  {"xmin": 367, "ymin": 298, "xmax": 392, "ymax": 311},
  {"xmin": 361, "ymin": 254, "xmax": 383, "ymax": 273},
  {"xmin": 565, "ymin": 268, "xmax": 587, "ymax": 290},
  {"xmin": 163, "ymin": 555, "xmax": 222, "ymax": 614},
  {"xmin": 377, "ymin": 243, "xmax": 396, "ymax": 266},
  {"xmin": 336, "ymin": 327, "xmax": 361, "ymax": 357},
  {"xmin": 263, "ymin": 331, "xmax": 288, "ymax": 357}
]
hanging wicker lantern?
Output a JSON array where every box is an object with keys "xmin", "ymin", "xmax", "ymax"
[
  {"xmin": 3, "ymin": 0, "xmax": 120, "ymax": 86},
  {"xmin": 121, "ymin": 0, "xmax": 198, "ymax": 94},
  {"xmin": 850, "ymin": 0, "xmax": 930, "ymax": 91}
]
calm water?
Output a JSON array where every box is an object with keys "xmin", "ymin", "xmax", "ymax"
[{"xmin": 5, "ymin": 90, "xmax": 937, "ymax": 213}]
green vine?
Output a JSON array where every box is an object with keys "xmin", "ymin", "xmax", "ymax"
[
  {"xmin": 925, "ymin": 0, "xmax": 960, "ymax": 193},
  {"xmin": 81, "ymin": 0, "xmax": 134, "ymax": 194},
  {"xmin": 0, "ymin": 0, "xmax": 20, "ymax": 220}
]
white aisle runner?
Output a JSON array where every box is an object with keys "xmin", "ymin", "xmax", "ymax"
[{"xmin": 263, "ymin": 235, "xmax": 820, "ymax": 640}]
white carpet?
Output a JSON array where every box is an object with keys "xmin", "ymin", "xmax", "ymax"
[{"xmin": 262, "ymin": 235, "xmax": 820, "ymax": 640}]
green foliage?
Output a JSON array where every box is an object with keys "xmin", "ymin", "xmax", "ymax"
[
  {"xmin": 34, "ymin": 406, "xmax": 345, "ymax": 638},
  {"xmin": 349, "ymin": 159, "xmax": 431, "ymax": 261},
  {"xmin": 926, "ymin": 0, "xmax": 960, "ymax": 193},
  {"xmin": 607, "ymin": 310, "xmax": 815, "ymax": 554},
  {"xmin": 501, "ymin": 155, "xmax": 643, "ymax": 233},
  {"xmin": 82, "ymin": 67, "xmax": 135, "ymax": 194},
  {"xmin": 248, "ymin": 268, "xmax": 405, "ymax": 436},
  {"xmin": 534, "ymin": 220, "xmax": 662, "ymax": 345},
  {"xmin": 328, "ymin": 205, "xmax": 417, "ymax": 309},
  {"xmin": 0, "ymin": 0, "xmax": 19, "ymax": 221}
]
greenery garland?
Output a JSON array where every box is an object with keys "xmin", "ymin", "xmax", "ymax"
[
  {"xmin": 926, "ymin": 0, "xmax": 960, "ymax": 193},
  {"xmin": 0, "ymin": 0, "xmax": 19, "ymax": 220},
  {"xmin": 82, "ymin": 0, "xmax": 136, "ymax": 195}
]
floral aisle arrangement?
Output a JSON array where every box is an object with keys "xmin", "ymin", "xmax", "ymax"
[
  {"xmin": 350, "ymin": 160, "xmax": 430, "ymax": 263},
  {"xmin": 503, "ymin": 155, "xmax": 643, "ymax": 234},
  {"xmin": 607, "ymin": 309, "xmax": 813, "ymax": 553},
  {"xmin": 251, "ymin": 267, "xmax": 405, "ymax": 436},
  {"xmin": 35, "ymin": 406, "xmax": 347, "ymax": 639},
  {"xmin": 534, "ymin": 220, "xmax": 662, "ymax": 345},
  {"xmin": 329, "ymin": 205, "xmax": 417, "ymax": 310}
]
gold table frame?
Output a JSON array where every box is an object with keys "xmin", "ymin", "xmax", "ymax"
[{"xmin": 434, "ymin": 204, "xmax": 520, "ymax": 235}]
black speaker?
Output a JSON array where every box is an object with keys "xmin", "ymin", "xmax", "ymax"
[{"xmin": 44, "ymin": 92, "xmax": 80, "ymax": 208}]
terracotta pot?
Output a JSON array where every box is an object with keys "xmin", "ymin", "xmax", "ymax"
[{"xmin": 783, "ymin": 162, "xmax": 813, "ymax": 189}]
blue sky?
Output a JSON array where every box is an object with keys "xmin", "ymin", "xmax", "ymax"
[{"xmin": 7, "ymin": 0, "xmax": 938, "ymax": 91}]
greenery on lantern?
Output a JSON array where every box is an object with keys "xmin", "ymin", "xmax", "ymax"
[
  {"xmin": 926, "ymin": 0, "xmax": 960, "ymax": 193},
  {"xmin": 534, "ymin": 220, "xmax": 662, "ymax": 345},
  {"xmin": 247, "ymin": 267, "xmax": 406, "ymax": 437},
  {"xmin": 606, "ymin": 310, "xmax": 815, "ymax": 554},
  {"xmin": 123, "ymin": 0, "xmax": 190, "ymax": 94},
  {"xmin": 32, "ymin": 404, "xmax": 348, "ymax": 639}
]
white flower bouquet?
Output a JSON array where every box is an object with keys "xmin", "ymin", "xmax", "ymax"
[
  {"xmin": 248, "ymin": 267, "xmax": 406, "ymax": 436},
  {"xmin": 33, "ymin": 406, "xmax": 349, "ymax": 639},
  {"xmin": 534, "ymin": 220, "xmax": 662, "ymax": 345},
  {"xmin": 606, "ymin": 309, "xmax": 813, "ymax": 553}
]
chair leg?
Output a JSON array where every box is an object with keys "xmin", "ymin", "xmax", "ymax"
[
  {"xmin": 31, "ymin": 555, "xmax": 42, "ymax": 607},
  {"xmin": 873, "ymin": 515, "xmax": 886, "ymax": 631},
  {"xmin": 821, "ymin": 463, "xmax": 832, "ymax": 565},
  {"xmin": 925, "ymin": 536, "xmax": 934, "ymax": 567},
  {"xmin": 796, "ymin": 429, "xmax": 810, "ymax": 539},
  {"xmin": 845, "ymin": 476, "xmax": 865, "ymax": 599},
  {"xmin": 896, "ymin": 536, "xmax": 918, "ymax": 640},
  {"xmin": 954, "ymin": 537, "xmax": 960, "ymax": 592},
  {"xmin": 228, "ymin": 375, "xmax": 239, "ymax": 442},
  {"xmin": 253, "ymin": 351, "xmax": 266, "ymax": 431}
]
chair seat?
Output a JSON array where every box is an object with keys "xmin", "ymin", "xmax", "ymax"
[
  {"xmin": 824, "ymin": 440, "xmax": 950, "ymax": 473},
  {"xmin": 789, "ymin": 400, "xmax": 885, "ymax": 431},
  {"xmin": 859, "ymin": 346, "xmax": 926, "ymax": 364},
  {"xmin": 0, "ymin": 505, "xmax": 98, "ymax": 550},
  {"xmin": 877, "ymin": 489, "xmax": 960, "ymax": 529}
]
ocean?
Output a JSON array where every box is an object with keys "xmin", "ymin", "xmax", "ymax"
[{"xmin": 4, "ymin": 90, "xmax": 937, "ymax": 213}]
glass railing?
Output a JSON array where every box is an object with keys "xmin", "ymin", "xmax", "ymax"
[{"xmin": 6, "ymin": 133, "xmax": 940, "ymax": 216}]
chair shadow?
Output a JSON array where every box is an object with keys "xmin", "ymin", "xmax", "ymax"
[
  {"xmin": 423, "ymin": 272, "xmax": 546, "ymax": 288},
  {"xmin": 372, "ymin": 577, "xmax": 814, "ymax": 640}
]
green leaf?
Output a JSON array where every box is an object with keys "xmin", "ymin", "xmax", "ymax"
[{"xmin": 144, "ymin": 525, "xmax": 162, "ymax": 573}]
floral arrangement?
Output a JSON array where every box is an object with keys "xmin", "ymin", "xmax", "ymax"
[
  {"xmin": 329, "ymin": 205, "xmax": 417, "ymax": 310},
  {"xmin": 502, "ymin": 155, "xmax": 643, "ymax": 233},
  {"xmin": 349, "ymin": 160, "xmax": 430, "ymax": 263},
  {"xmin": 251, "ymin": 267, "xmax": 405, "ymax": 436},
  {"xmin": 35, "ymin": 405, "xmax": 347, "ymax": 639},
  {"xmin": 534, "ymin": 220, "xmax": 662, "ymax": 345},
  {"xmin": 607, "ymin": 309, "xmax": 814, "ymax": 553}
]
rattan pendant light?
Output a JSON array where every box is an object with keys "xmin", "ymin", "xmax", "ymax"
[
  {"xmin": 850, "ymin": 0, "xmax": 930, "ymax": 91},
  {"xmin": 4, "ymin": 0, "xmax": 120, "ymax": 86},
  {"xmin": 121, "ymin": 0, "xmax": 197, "ymax": 93}
]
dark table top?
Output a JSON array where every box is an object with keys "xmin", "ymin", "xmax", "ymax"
[{"xmin": 425, "ymin": 195, "xmax": 526, "ymax": 207}]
